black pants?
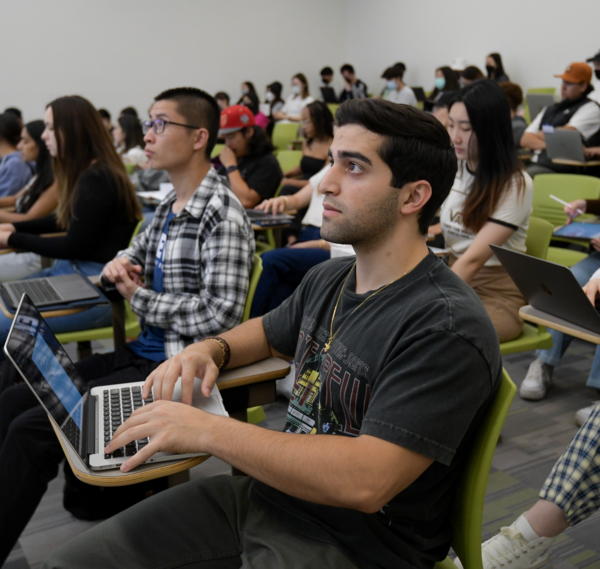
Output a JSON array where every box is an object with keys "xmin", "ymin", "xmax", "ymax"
[{"xmin": 0, "ymin": 346, "xmax": 163, "ymax": 565}]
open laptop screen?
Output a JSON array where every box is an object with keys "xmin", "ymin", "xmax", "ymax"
[{"xmin": 4, "ymin": 294, "xmax": 85, "ymax": 451}]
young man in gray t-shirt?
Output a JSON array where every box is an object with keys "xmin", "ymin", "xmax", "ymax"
[{"xmin": 44, "ymin": 100, "xmax": 502, "ymax": 569}]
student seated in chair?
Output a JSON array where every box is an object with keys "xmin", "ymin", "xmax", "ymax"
[
  {"xmin": 521, "ymin": 62, "xmax": 600, "ymax": 176},
  {"xmin": 0, "ymin": 111, "xmax": 34, "ymax": 197},
  {"xmin": 0, "ymin": 95, "xmax": 142, "ymax": 356},
  {"xmin": 0, "ymin": 119, "xmax": 57, "ymax": 282},
  {"xmin": 217, "ymin": 105, "xmax": 282, "ymax": 208},
  {"xmin": 434, "ymin": 79, "xmax": 533, "ymax": 343},
  {"xmin": 0, "ymin": 87, "xmax": 255, "ymax": 565},
  {"xmin": 43, "ymin": 99, "xmax": 502, "ymax": 569}
]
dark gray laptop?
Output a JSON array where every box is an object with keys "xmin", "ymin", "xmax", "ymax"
[
  {"xmin": 545, "ymin": 129, "xmax": 586, "ymax": 162},
  {"xmin": 527, "ymin": 93, "xmax": 555, "ymax": 122},
  {"xmin": 490, "ymin": 245, "xmax": 600, "ymax": 334},
  {"xmin": 245, "ymin": 209, "xmax": 294, "ymax": 226},
  {"xmin": 0, "ymin": 273, "xmax": 100, "ymax": 309},
  {"xmin": 411, "ymin": 87, "xmax": 426, "ymax": 102}
]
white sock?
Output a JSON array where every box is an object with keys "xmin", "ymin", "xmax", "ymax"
[{"xmin": 515, "ymin": 514, "xmax": 543, "ymax": 543}]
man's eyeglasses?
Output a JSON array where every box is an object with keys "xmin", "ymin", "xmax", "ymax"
[{"xmin": 141, "ymin": 119, "xmax": 201, "ymax": 135}]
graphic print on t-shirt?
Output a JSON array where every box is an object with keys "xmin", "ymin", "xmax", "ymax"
[{"xmin": 285, "ymin": 315, "xmax": 371, "ymax": 437}]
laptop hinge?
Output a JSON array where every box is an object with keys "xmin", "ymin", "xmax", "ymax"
[{"xmin": 82, "ymin": 392, "xmax": 97, "ymax": 467}]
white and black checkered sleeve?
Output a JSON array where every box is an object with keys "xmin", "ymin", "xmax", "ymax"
[{"xmin": 130, "ymin": 219, "xmax": 253, "ymax": 338}]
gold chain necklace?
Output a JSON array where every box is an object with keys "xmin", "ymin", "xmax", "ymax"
[{"xmin": 323, "ymin": 260, "xmax": 419, "ymax": 353}]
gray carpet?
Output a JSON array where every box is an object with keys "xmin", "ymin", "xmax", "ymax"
[{"xmin": 5, "ymin": 339, "xmax": 600, "ymax": 568}]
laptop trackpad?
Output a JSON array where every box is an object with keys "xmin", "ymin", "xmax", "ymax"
[{"xmin": 53, "ymin": 275, "xmax": 99, "ymax": 300}]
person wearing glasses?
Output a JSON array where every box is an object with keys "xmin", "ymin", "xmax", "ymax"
[
  {"xmin": 0, "ymin": 87, "xmax": 255, "ymax": 564},
  {"xmin": 217, "ymin": 105, "xmax": 282, "ymax": 208}
]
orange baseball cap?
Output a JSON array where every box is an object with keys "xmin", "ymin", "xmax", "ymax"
[
  {"xmin": 554, "ymin": 62, "xmax": 593, "ymax": 84},
  {"xmin": 218, "ymin": 105, "xmax": 255, "ymax": 135}
]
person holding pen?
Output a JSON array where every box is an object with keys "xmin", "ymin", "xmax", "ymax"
[{"xmin": 521, "ymin": 196, "xmax": 600, "ymax": 423}]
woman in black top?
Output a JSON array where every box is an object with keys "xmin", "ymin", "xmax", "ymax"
[
  {"xmin": 486, "ymin": 53, "xmax": 510, "ymax": 83},
  {"xmin": 278, "ymin": 101, "xmax": 333, "ymax": 242},
  {"xmin": 0, "ymin": 95, "xmax": 141, "ymax": 345},
  {"xmin": 0, "ymin": 120, "xmax": 57, "ymax": 281}
]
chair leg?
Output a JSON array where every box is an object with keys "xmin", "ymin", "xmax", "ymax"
[{"xmin": 77, "ymin": 341, "xmax": 92, "ymax": 360}]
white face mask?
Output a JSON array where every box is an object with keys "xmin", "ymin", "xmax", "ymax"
[
  {"xmin": 291, "ymin": 85, "xmax": 302, "ymax": 95},
  {"xmin": 265, "ymin": 91, "xmax": 275, "ymax": 102}
]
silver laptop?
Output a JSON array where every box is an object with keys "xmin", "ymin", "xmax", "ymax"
[
  {"xmin": 527, "ymin": 93, "xmax": 555, "ymax": 122},
  {"xmin": 245, "ymin": 209, "xmax": 294, "ymax": 226},
  {"xmin": 490, "ymin": 245, "xmax": 600, "ymax": 334},
  {"xmin": 545, "ymin": 129, "xmax": 586, "ymax": 162},
  {"xmin": 4, "ymin": 294, "xmax": 227, "ymax": 471},
  {"xmin": 1, "ymin": 273, "xmax": 100, "ymax": 309}
]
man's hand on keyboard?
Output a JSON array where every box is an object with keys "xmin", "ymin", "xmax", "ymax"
[{"xmin": 106, "ymin": 399, "xmax": 214, "ymax": 472}]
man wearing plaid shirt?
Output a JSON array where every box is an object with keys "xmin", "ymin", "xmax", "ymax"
[{"xmin": 0, "ymin": 87, "xmax": 254, "ymax": 565}]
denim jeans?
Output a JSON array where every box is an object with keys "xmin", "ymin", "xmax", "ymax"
[
  {"xmin": 537, "ymin": 251, "xmax": 600, "ymax": 388},
  {"xmin": 250, "ymin": 226, "xmax": 330, "ymax": 318},
  {"xmin": 0, "ymin": 259, "xmax": 112, "ymax": 363}
]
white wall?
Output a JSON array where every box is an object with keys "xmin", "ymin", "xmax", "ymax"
[
  {"xmin": 347, "ymin": 0, "xmax": 600, "ymax": 96},
  {"xmin": 0, "ymin": 0, "xmax": 349, "ymax": 122}
]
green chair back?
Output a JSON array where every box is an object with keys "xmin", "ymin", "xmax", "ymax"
[
  {"xmin": 435, "ymin": 370, "xmax": 517, "ymax": 569},
  {"xmin": 272, "ymin": 123, "xmax": 300, "ymax": 151},
  {"xmin": 242, "ymin": 254, "xmax": 263, "ymax": 322},
  {"xmin": 525, "ymin": 216, "xmax": 553, "ymax": 260},
  {"xmin": 276, "ymin": 150, "xmax": 303, "ymax": 174},
  {"xmin": 532, "ymin": 174, "xmax": 600, "ymax": 227},
  {"xmin": 211, "ymin": 144, "xmax": 225, "ymax": 159},
  {"xmin": 326, "ymin": 103, "xmax": 340, "ymax": 116},
  {"xmin": 527, "ymin": 87, "xmax": 556, "ymax": 95},
  {"xmin": 124, "ymin": 162, "xmax": 136, "ymax": 175}
]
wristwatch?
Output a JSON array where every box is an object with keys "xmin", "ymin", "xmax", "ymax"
[{"xmin": 226, "ymin": 165, "xmax": 239, "ymax": 174}]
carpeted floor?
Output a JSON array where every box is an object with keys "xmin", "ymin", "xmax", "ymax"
[{"xmin": 5, "ymin": 339, "xmax": 600, "ymax": 568}]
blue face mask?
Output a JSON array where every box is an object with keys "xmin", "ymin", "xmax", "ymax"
[
  {"xmin": 386, "ymin": 80, "xmax": 397, "ymax": 90},
  {"xmin": 435, "ymin": 77, "xmax": 446, "ymax": 90}
]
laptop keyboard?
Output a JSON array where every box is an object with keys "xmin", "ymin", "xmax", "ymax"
[
  {"xmin": 10, "ymin": 279, "xmax": 62, "ymax": 305},
  {"xmin": 102, "ymin": 386, "xmax": 153, "ymax": 459}
]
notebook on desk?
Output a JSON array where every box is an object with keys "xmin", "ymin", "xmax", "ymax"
[
  {"xmin": 490, "ymin": 245, "xmax": 600, "ymax": 334},
  {"xmin": 4, "ymin": 294, "xmax": 228, "ymax": 471},
  {"xmin": 0, "ymin": 273, "xmax": 100, "ymax": 309}
]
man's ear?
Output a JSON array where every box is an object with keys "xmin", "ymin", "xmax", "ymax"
[
  {"xmin": 192, "ymin": 128, "xmax": 210, "ymax": 152},
  {"xmin": 399, "ymin": 180, "xmax": 432, "ymax": 217}
]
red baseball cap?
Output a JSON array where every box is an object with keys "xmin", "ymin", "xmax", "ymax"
[{"xmin": 219, "ymin": 105, "xmax": 256, "ymax": 135}]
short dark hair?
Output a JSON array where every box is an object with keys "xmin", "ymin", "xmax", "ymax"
[
  {"xmin": 340, "ymin": 64, "xmax": 355, "ymax": 75},
  {"xmin": 4, "ymin": 107, "xmax": 22, "ymax": 120},
  {"xmin": 460, "ymin": 66, "xmax": 484, "ymax": 82},
  {"xmin": 320, "ymin": 66, "xmax": 334, "ymax": 76},
  {"xmin": 242, "ymin": 126, "xmax": 275, "ymax": 158},
  {"xmin": 498, "ymin": 81, "xmax": 523, "ymax": 112},
  {"xmin": 215, "ymin": 91, "xmax": 230, "ymax": 103},
  {"xmin": 0, "ymin": 112, "xmax": 23, "ymax": 146},
  {"xmin": 382, "ymin": 64, "xmax": 404, "ymax": 80},
  {"xmin": 98, "ymin": 108, "xmax": 111, "ymax": 120},
  {"xmin": 335, "ymin": 99, "xmax": 457, "ymax": 235},
  {"xmin": 119, "ymin": 106, "xmax": 138, "ymax": 118},
  {"xmin": 154, "ymin": 87, "xmax": 220, "ymax": 158}
]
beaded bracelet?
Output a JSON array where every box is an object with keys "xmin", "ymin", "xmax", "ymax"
[{"xmin": 200, "ymin": 336, "xmax": 231, "ymax": 370}]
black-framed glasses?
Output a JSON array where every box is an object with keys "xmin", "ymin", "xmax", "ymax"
[{"xmin": 141, "ymin": 119, "xmax": 201, "ymax": 135}]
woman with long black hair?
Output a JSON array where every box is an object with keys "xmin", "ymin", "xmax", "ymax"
[
  {"xmin": 486, "ymin": 53, "xmax": 509, "ymax": 82},
  {"xmin": 0, "ymin": 119, "xmax": 57, "ymax": 281},
  {"xmin": 0, "ymin": 95, "xmax": 142, "ymax": 347},
  {"xmin": 439, "ymin": 79, "xmax": 532, "ymax": 342}
]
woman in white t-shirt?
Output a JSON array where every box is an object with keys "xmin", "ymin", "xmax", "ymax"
[
  {"xmin": 113, "ymin": 114, "xmax": 147, "ymax": 169},
  {"xmin": 438, "ymin": 79, "xmax": 533, "ymax": 342},
  {"xmin": 272, "ymin": 74, "xmax": 315, "ymax": 124}
]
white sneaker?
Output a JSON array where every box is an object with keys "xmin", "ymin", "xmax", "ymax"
[
  {"xmin": 520, "ymin": 360, "xmax": 553, "ymax": 401},
  {"xmin": 455, "ymin": 515, "xmax": 555, "ymax": 569},
  {"xmin": 575, "ymin": 402, "xmax": 599, "ymax": 427}
]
